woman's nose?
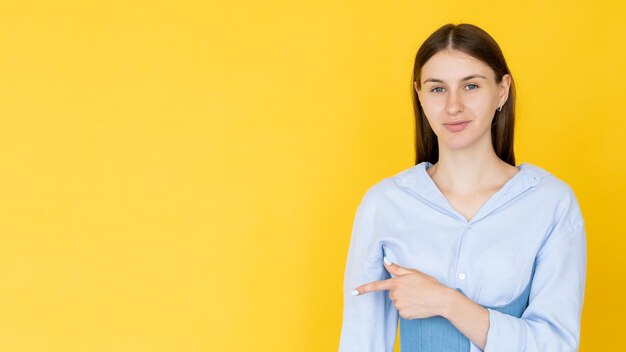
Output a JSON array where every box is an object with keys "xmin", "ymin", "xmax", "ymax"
[{"xmin": 445, "ymin": 90, "xmax": 464, "ymax": 115}]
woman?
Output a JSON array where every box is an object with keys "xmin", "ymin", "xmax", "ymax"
[{"xmin": 338, "ymin": 23, "xmax": 586, "ymax": 352}]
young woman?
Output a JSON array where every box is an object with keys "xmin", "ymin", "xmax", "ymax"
[{"xmin": 338, "ymin": 23, "xmax": 587, "ymax": 352}]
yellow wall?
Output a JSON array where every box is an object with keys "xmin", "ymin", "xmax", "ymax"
[{"xmin": 0, "ymin": 1, "xmax": 623, "ymax": 351}]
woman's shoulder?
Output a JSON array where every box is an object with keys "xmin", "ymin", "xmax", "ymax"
[
  {"xmin": 522, "ymin": 162, "xmax": 585, "ymax": 226},
  {"xmin": 521, "ymin": 162, "xmax": 578, "ymax": 196},
  {"xmin": 354, "ymin": 164, "xmax": 425, "ymax": 207},
  {"xmin": 368, "ymin": 163, "xmax": 429, "ymax": 195}
]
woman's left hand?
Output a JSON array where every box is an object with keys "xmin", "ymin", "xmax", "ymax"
[{"xmin": 353, "ymin": 258, "xmax": 452, "ymax": 320}]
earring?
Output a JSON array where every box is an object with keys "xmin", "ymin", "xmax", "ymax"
[{"xmin": 497, "ymin": 105, "xmax": 503, "ymax": 112}]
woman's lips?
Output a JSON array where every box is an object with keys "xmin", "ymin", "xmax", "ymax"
[{"xmin": 443, "ymin": 121, "xmax": 471, "ymax": 132}]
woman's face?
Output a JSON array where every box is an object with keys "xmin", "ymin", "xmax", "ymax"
[{"xmin": 415, "ymin": 49, "xmax": 511, "ymax": 151}]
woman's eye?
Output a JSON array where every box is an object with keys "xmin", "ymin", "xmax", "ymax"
[
  {"xmin": 465, "ymin": 84, "xmax": 479, "ymax": 90},
  {"xmin": 431, "ymin": 87, "xmax": 445, "ymax": 93}
]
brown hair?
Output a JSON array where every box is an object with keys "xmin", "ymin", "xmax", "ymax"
[{"xmin": 412, "ymin": 23, "xmax": 516, "ymax": 166}]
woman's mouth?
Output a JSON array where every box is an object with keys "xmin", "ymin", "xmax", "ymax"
[{"xmin": 443, "ymin": 121, "xmax": 471, "ymax": 132}]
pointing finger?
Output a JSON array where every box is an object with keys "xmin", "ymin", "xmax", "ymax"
[{"xmin": 351, "ymin": 278, "xmax": 395, "ymax": 296}]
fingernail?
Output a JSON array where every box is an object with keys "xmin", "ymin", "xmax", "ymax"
[
  {"xmin": 384, "ymin": 256, "xmax": 392, "ymax": 265},
  {"xmin": 350, "ymin": 289, "xmax": 359, "ymax": 296}
]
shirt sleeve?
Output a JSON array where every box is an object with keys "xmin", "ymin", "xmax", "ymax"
[
  {"xmin": 484, "ymin": 187, "xmax": 587, "ymax": 352},
  {"xmin": 338, "ymin": 189, "xmax": 398, "ymax": 352}
]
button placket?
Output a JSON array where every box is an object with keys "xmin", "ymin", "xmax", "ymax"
[{"xmin": 454, "ymin": 224, "xmax": 472, "ymax": 287}]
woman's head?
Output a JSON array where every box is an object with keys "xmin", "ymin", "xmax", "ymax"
[{"xmin": 412, "ymin": 23, "xmax": 516, "ymax": 165}]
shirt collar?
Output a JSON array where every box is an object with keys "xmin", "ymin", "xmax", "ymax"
[{"xmin": 392, "ymin": 161, "xmax": 547, "ymax": 224}]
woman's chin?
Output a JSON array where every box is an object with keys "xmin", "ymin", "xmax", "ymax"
[
  {"xmin": 438, "ymin": 135, "xmax": 471, "ymax": 148},
  {"xmin": 436, "ymin": 127, "xmax": 492, "ymax": 151}
]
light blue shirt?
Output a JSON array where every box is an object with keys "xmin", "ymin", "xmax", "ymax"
[{"xmin": 338, "ymin": 161, "xmax": 587, "ymax": 351}]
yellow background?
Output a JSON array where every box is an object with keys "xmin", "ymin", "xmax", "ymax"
[{"xmin": 0, "ymin": 1, "xmax": 624, "ymax": 351}]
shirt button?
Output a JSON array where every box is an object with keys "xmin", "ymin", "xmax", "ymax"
[{"xmin": 458, "ymin": 273, "xmax": 466, "ymax": 280}]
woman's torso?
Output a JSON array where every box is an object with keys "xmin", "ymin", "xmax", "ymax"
[{"xmin": 371, "ymin": 161, "xmax": 569, "ymax": 308}]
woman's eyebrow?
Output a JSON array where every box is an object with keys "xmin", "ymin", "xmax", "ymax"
[{"xmin": 423, "ymin": 74, "xmax": 487, "ymax": 84}]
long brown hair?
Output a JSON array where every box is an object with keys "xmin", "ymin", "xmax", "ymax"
[{"xmin": 412, "ymin": 23, "xmax": 516, "ymax": 166}]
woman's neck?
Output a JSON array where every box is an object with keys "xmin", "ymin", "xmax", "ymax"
[{"xmin": 427, "ymin": 152, "xmax": 516, "ymax": 196}]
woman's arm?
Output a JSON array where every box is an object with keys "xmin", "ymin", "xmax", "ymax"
[
  {"xmin": 441, "ymin": 220, "xmax": 586, "ymax": 352},
  {"xmin": 440, "ymin": 287, "xmax": 490, "ymax": 350},
  {"xmin": 339, "ymin": 188, "xmax": 399, "ymax": 352},
  {"xmin": 356, "ymin": 261, "xmax": 490, "ymax": 350}
]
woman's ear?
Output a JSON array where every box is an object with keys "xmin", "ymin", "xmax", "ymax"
[
  {"xmin": 499, "ymin": 74, "xmax": 511, "ymax": 105},
  {"xmin": 414, "ymin": 81, "xmax": 420, "ymax": 94}
]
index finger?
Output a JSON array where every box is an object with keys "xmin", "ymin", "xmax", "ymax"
[{"xmin": 351, "ymin": 278, "xmax": 395, "ymax": 296}]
